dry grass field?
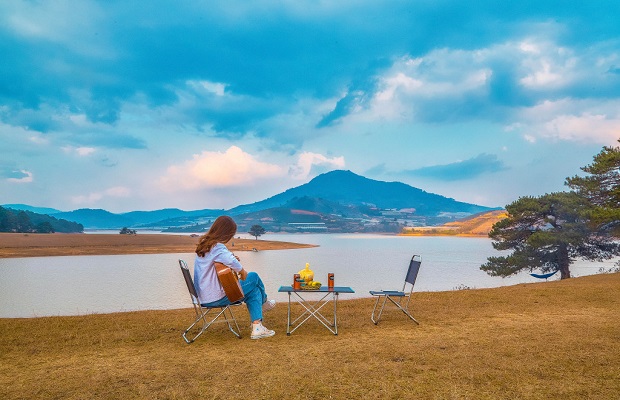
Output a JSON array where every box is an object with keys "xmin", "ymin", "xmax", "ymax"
[
  {"xmin": 0, "ymin": 233, "xmax": 316, "ymax": 258},
  {"xmin": 402, "ymin": 210, "xmax": 509, "ymax": 237},
  {"xmin": 1, "ymin": 272, "xmax": 619, "ymax": 399}
]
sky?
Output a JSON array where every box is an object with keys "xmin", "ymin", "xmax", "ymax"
[{"xmin": 2, "ymin": 1, "xmax": 620, "ymax": 213}]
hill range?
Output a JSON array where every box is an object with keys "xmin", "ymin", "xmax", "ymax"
[{"xmin": 3, "ymin": 170, "xmax": 500, "ymax": 233}]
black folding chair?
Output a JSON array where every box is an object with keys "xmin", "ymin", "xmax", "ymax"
[
  {"xmin": 369, "ymin": 255, "xmax": 421, "ymax": 325},
  {"xmin": 178, "ymin": 259, "xmax": 242, "ymax": 343}
]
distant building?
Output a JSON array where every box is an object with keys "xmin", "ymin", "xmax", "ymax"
[{"xmin": 287, "ymin": 222, "xmax": 328, "ymax": 231}]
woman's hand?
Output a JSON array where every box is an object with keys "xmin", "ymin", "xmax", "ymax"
[{"xmin": 238, "ymin": 268, "xmax": 248, "ymax": 281}]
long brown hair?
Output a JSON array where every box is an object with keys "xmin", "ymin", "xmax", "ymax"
[{"xmin": 195, "ymin": 215, "xmax": 237, "ymax": 257}]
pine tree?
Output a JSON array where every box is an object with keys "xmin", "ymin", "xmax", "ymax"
[
  {"xmin": 566, "ymin": 139, "xmax": 620, "ymax": 235},
  {"xmin": 483, "ymin": 141, "xmax": 620, "ymax": 280}
]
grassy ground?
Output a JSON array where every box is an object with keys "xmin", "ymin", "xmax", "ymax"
[{"xmin": 1, "ymin": 272, "xmax": 619, "ymax": 399}]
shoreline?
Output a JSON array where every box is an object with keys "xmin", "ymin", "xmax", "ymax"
[{"xmin": 0, "ymin": 233, "xmax": 317, "ymax": 258}]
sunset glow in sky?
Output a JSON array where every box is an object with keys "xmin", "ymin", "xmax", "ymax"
[{"xmin": 2, "ymin": 1, "xmax": 620, "ymax": 212}]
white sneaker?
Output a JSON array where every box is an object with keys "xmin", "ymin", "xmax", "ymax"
[
  {"xmin": 251, "ymin": 323, "xmax": 275, "ymax": 339},
  {"xmin": 262, "ymin": 299, "xmax": 276, "ymax": 312}
]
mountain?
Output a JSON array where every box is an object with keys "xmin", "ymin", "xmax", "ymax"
[
  {"xmin": 229, "ymin": 170, "xmax": 492, "ymax": 216},
  {"xmin": 4, "ymin": 170, "xmax": 498, "ymax": 230},
  {"xmin": 2, "ymin": 204, "xmax": 63, "ymax": 214},
  {"xmin": 0, "ymin": 206, "xmax": 83, "ymax": 233},
  {"xmin": 52, "ymin": 209, "xmax": 135, "ymax": 229},
  {"xmin": 52, "ymin": 208, "xmax": 223, "ymax": 229}
]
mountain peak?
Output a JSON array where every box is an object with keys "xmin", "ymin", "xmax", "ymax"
[{"xmin": 230, "ymin": 169, "xmax": 493, "ymax": 216}]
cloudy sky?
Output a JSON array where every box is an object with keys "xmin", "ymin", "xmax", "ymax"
[{"xmin": 2, "ymin": 1, "xmax": 620, "ymax": 213}]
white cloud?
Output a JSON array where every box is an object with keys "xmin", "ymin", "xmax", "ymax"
[
  {"xmin": 62, "ymin": 146, "xmax": 96, "ymax": 156},
  {"xmin": 105, "ymin": 186, "xmax": 131, "ymax": 197},
  {"xmin": 28, "ymin": 134, "xmax": 49, "ymax": 145},
  {"xmin": 7, "ymin": 170, "xmax": 33, "ymax": 183},
  {"xmin": 71, "ymin": 186, "xmax": 131, "ymax": 206},
  {"xmin": 541, "ymin": 113, "xmax": 620, "ymax": 143},
  {"xmin": 158, "ymin": 146, "xmax": 346, "ymax": 194},
  {"xmin": 378, "ymin": 52, "xmax": 492, "ymax": 99},
  {"xmin": 72, "ymin": 192, "xmax": 103, "ymax": 205},
  {"xmin": 518, "ymin": 40, "xmax": 577, "ymax": 89},
  {"xmin": 159, "ymin": 146, "xmax": 286, "ymax": 191},
  {"xmin": 290, "ymin": 152, "xmax": 346, "ymax": 179},
  {"xmin": 520, "ymin": 60, "xmax": 563, "ymax": 87},
  {"xmin": 340, "ymin": 37, "xmax": 620, "ymax": 150},
  {"xmin": 518, "ymin": 99, "xmax": 620, "ymax": 144},
  {"xmin": 348, "ymin": 47, "xmax": 496, "ymax": 123},
  {"xmin": 187, "ymin": 80, "xmax": 228, "ymax": 96}
]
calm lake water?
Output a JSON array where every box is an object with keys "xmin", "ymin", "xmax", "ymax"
[{"xmin": 0, "ymin": 233, "xmax": 614, "ymax": 318}]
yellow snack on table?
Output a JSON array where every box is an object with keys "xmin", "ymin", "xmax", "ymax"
[
  {"xmin": 298, "ymin": 263, "xmax": 314, "ymax": 282},
  {"xmin": 300, "ymin": 280, "xmax": 322, "ymax": 290}
]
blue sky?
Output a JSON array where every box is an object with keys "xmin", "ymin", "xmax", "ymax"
[{"xmin": 1, "ymin": 1, "xmax": 620, "ymax": 213}]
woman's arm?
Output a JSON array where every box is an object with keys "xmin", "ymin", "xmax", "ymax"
[{"xmin": 214, "ymin": 243, "xmax": 244, "ymax": 272}]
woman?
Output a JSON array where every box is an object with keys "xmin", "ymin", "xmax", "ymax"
[{"xmin": 193, "ymin": 215, "xmax": 276, "ymax": 339}]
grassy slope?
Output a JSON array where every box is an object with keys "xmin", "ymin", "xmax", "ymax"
[
  {"xmin": 1, "ymin": 272, "xmax": 619, "ymax": 400},
  {"xmin": 403, "ymin": 210, "xmax": 508, "ymax": 236}
]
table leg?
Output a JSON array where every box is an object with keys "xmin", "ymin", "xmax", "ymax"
[
  {"xmin": 288, "ymin": 291, "xmax": 337, "ymax": 335},
  {"xmin": 287, "ymin": 292, "xmax": 292, "ymax": 336},
  {"xmin": 334, "ymin": 292, "xmax": 339, "ymax": 335}
]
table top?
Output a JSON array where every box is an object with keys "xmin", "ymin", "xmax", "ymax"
[{"xmin": 278, "ymin": 285, "xmax": 355, "ymax": 294}]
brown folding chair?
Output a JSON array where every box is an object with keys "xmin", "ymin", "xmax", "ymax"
[
  {"xmin": 370, "ymin": 255, "xmax": 421, "ymax": 325},
  {"xmin": 178, "ymin": 259, "xmax": 242, "ymax": 343}
]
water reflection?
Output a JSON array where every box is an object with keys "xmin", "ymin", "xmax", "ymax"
[{"xmin": 0, "ymin": 234, "xmax": 613, "ymax": 318}]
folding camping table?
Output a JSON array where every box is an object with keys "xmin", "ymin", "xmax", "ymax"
[{"xmin": 278, "ymin": 285, "xmax": 355, "ymax": 335}]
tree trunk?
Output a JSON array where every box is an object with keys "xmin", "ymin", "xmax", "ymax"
[{"xmin": 558, "ymin": 243, "xmax": 571, "ymax": 279}]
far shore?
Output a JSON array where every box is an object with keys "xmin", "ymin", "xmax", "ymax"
[
  {"xmin": 0, "ymin": 233, "xmax": 317, "ymax": 258},
  {"xmin": 399, "ymin": 232, "xmax": 489, "ymax": 237}
]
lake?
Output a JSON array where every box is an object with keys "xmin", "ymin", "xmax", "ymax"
[{"xmin": 0, "ymin": 233, "xmax": 613, "ymax": 318}]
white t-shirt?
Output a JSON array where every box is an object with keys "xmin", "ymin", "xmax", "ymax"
[{"xmin": 193, "ymin": 242, "xmax": 243, "ymax": 304}]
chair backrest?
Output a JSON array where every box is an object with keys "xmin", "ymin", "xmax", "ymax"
[
  {"xmin": 404, "ymin": 255, "xmax": 422, "ymax": 287},
  {"xmin": 179, "ymin": 259, "xmax": 199, "ymax": 304}
]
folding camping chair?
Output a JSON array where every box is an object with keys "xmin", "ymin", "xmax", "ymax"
[
  {"xmin": 369, "ymin": 254, "xmax": 421, "ymax": 325},
  {"xmin": 178, "ymin": 259, "xmax": 242, "ymax": 343}
]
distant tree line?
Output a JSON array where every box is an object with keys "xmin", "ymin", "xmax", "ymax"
[{"xmin": 0, "ymin": 207, "xmax": 84, "ymax": 233}]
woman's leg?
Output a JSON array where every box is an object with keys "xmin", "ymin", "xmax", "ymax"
[
  {"xmin": 201, "ymin": 296, "xmax": 231, "ymax": 308},
  {"xmin": 240, "ymin": 272, "xmax": 268, "ymax": 322}
]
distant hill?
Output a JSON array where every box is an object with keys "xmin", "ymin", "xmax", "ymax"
[
  {"xmin": 52, "ymin": 209, "xmax": 135, "ymax": 229},
  {"xmin": 2, "ymin": 204, "xmax": 62, "ymax": 214},
  {"xmin": 443, "ymin": 210, "xmax": 508, "ymax": 235},
  {"xmin": 229, "ymin": 170, "xmax": 493, "ymax": 216},
  {"xmin": 4, "ymin": 170, "xmax": 499, "ymax": 231},
  {"xmin": 52, "ymin": 208, "xmax": 223, "ymax": 229},
  {"xmin": 0, "ymin": 206, "xmax": 83, "ymax": 233},
  {"xmin": 402, "ymin": 210, "xmax": 508, "ymax": 236}
]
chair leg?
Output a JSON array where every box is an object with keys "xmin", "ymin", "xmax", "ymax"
[
  {"xmin": 222, "ymin": 306, "xmax": 242, "ymax": 339},
  {"xmin": 371, "ymin": 296, "xmax": 389, "ymax": 325},
  {"xmin": 386, "ymin": 296, "xmax": 419, "ymax": 325},
  {"xmin": 183, "ymin": 308, "xmax": 214, "ymax": 344},
  {"xmin": 371, "ymin": 296, "xmax": 419, "ymax": 326},
  {"xmin": 182, "ymin": 306, "xmax": 242, "ymax": 344}
]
